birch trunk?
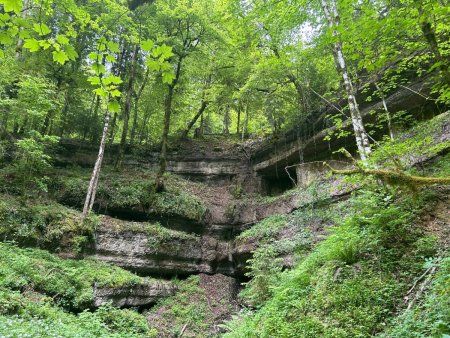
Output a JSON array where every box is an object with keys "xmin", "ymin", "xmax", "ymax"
[
  {"xmin": 82, "ymin": 111, "xmax": 110, "ymax": 218},
  {"xmin": 320, "ymin": 0, "xmax": 371, "ymax": 161}
]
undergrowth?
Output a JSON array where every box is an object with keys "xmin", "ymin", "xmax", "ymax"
[
  {"xmin": 224, "ymin": 187, "xmax": 444, "ymax": 337},
  {"xmin": 0, "ymin": 242, "xmax": 142, "ymax": 310},
  {"xmin": 0, "ymin": 194, "xmax": 99, "ymax": 253},
  {"xmin": 0, "ymin": 242, "xmax": 157, "ymax": 337},
  {"xmin": 51, "ymin": 167, "xmax": 208, "ymax": 222}
]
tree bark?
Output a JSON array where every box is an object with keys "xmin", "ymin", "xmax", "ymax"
[
  {"xmin": 130, "ymin": 69, "xmax": 150, "ymax": 146},
  {"xmin": 15, "ymin": 0, "xmax": 30, "ymax": 59},
  {"xmin": 236, "ymin": 103, "xmax": 241, "ymax": 135},
  {"xmin": 82, "ymin": 110, "xmax": 111, "ymax": 218},
  {"xmin": 180, "ymin": 100, "xmax": 208, "ymax": 139},
  {"xmin": 223, "ymin": 105, "xmax": 230, "ymax": 135},
  {"xmin": 155, "ymin": 55, "xmax": 183, "ymax": 191},
  {"xmin": 320, "ymin": 0, "xmax": 371, "ymax": 161},
  {"xmin": 116, "ymin": 44, "xmax": 139, "ymax": 169},
  {"xmin": 415, "ymin": 2, "xmax": 450, "ymax": 85}
]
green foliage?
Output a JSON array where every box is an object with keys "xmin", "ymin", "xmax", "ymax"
[
  {"xmin": 0, "ymin": 131, "xmax": 58, "ymax": 195},
  {"xmin": 225, "ymin": 188, "xmax": 439, "ymax": 337},
  {"xmin": 368, "ymin": 112, "xmax": 450, "ymax": 170},
  {"xmin": 238, "ymin": 214, "xmax": 288, "ymax": 240},
  {"xmin": 379, "ymin": 257, "xmax": 450, "ymax": 338},
  {"xmin": 147, "ymin": 276, "xmax": 210, "ymax": 337},
  {"xmin": 0, "ymin": 242, "xmax": 142, "ymax": 310},
  {"xmin": 54, "ymin": 168, "xmax": 208, "ymax": 222},
  {"xmin": 0, "ymin": 297, "xmax": 156, "ymax": 338},
  {"xmin": 146, "ymin": 275, "xmax": 236, "ymax": 337},
  {"xmin": 0, "ymin": 194, "xmax": 98, "ymax": 252}
]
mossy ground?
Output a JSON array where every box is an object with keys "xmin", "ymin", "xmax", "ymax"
[
  {"xmin": 50, "ymin": 166, "xmax": 208, "ymax": 222},
  {"xmin": 0, "ymin": 242, "xmax": 158, "ymax": 337}
]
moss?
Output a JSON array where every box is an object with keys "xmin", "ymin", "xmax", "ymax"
[
  {"xmin": 0, "ymin": 194, "xmax": 99, "ymax": 253},
  {"xmin": 0, "ymin": 242, "xmax": 143, "ymax": 310},
  {"xmin": 0, "ymin": 292, "xmax": 157, "ymax": 338},
  {"xmin": 52, "ymin": 167, "xmax": 208, "ymax": 222}
]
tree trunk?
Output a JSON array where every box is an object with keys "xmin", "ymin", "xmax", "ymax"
[
  {"xmin": 236, "ymin": 104, "xmax": 241, "ymax": 135},
  {"xmin": 155, "ymin": 55, "xmax": 183, "ymax": 191},
  {"xmin": 82, "ymin": 110, "xmax": 110, "ymax": 218},
  {"xmin": 57, "ymin": 89, "xmax": 71, "ymax": 137},
  {"xmin": 180, "ymin": 100, "xmax": 208, "ymax": 139},
  {"xmin": 320, "ymin": 0, "xmax": 371, "ymax": 161},
  {"xmin": 415, "ymin": 2, "xmax": 450, "ymax": 85},
  {"xmin": 116, "ymin": 45, "xmax": 139, "ymax": 169},
  {"xmin": 223, "ymin": 106, "xmax": 230, "ymax": 135},
  {"xmin": 242, "ymin": 103, "xmax": 249, "ymax": 141},
  {"xmin": 108, "ymin": 112, "xmax": 117, "ymax": 145},
  {"xmin": 155, "ymin": 85, "xmax": 174, "ymax": 192},
  {"xmin": 130, "ymin": 69, "xmax": 150, "ymax": 146},
  {"xmin": 15, "ymin": 0, "xmax": 30, "ymax": 59}
]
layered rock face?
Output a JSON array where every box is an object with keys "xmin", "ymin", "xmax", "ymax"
[
  {"xmin": 93, "ymin": 279, "xmax": 177, "ymax": 308},
  {"xmin": 92, "ymin": 217, "xmax": 239, "ymax": 277}
]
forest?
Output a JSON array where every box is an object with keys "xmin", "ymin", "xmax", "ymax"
[{"xmin": 0, "ymin": 0, "xmax": 449, "ymax": 337}]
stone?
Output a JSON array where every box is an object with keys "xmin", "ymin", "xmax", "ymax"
[{"xmin": 93, "ymin": 279, "xmax": 177, "ymax": 308}]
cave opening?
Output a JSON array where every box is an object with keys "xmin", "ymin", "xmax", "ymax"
[{"xmin": 260, "ymin": 167, "xmax": 297, "ymax": 196}]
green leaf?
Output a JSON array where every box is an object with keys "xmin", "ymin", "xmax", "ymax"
[
  {"xmin": 88, "ymin": 52, "xmax": 100, "ymax": 61},
  {"xmin": 64, "ymin": 45, "xmax": 78, "ymax": 60},
  {"xmin": 141, "ymin": 39, "xmax": 154, "ymax": 52},
  {"xmin": 1, "ymin": 0, "xmax": 23, "ymax": 14},
  {"xmin": 52, "ymin": 50, "xmax": 69, "ymax": 65},
  {"xmin": 0, "ymin": 32, "xmax": 12, "ymax": 45},
  {"xmin": 103, "ymin": 75, "xmax": 123, "ymax": 85},
  {"xmin": 146, "ymin": 58, "xmax": 160, "ymax": 71},
  {"xmin": 33, "ymin": 23, "xmax": 51, "ymax": 36},
  {"xmin": 56, "ymin": 34, "xmax": 69, "ymax": 45},
  {"xmin": 23, "ymin": 38, "xmax": 40, "ymax": 52},
  {"xmin": 106, "ymin": 54, "xmax": 116, "ymax": 63},
  {"xmin": 159, "ymin": 44, "xmax": 174, "ymax": 59},
  {"xmin": 109, "ymin": 89, "xmax": 121, "ymax": 98},
  {"xmin": 39, "ymin": 39, "xmax": 51, "ymax": 50},
  {"xmin": 87, "ymin": 76, "xmax": 101, "ymax": 86},
  {"xmin": 106, "ymin": 41, "xmax": 119, "ymax": 53},
  {"xmin": 162, "ymin": 71, "xmax": 176, "ymax": 84},
  {"xmin": 108, "ymin": 100, "xmax": 121, "ymax": 113},
  {"xmin": 92, "ymin": 63, "xmax": 106, "ymax": 75},
  {"xmin": 94, "ymin": 87, "xmax": 108, "ymax": 97}
]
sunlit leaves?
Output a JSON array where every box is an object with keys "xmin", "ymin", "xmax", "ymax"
[
  {"xmin": 162, "ymin": 71, "xmax": 176, "ymax": 84},
  {"xmin": 141, "ymin": 40, "xmax": 175, "ymax": 85},
  {"xmin": 33, "ymin": 23, "xmax": 51, "ymax": 36},
  {"xmin": 141, "ymin": 39, "xmax": 154, "ymax": 52},
  {"xmin": 52, "ymin": 50, "xmax": 69, "ymax": 65},
  {"xmin": 0, "ymin": 0, "xmax": 23, "ymax": 14},
  {"xmin": 107, "ymin": 100, "xmax": 120, "ymax": 113},
  {"xmin": 23, "ymin": 38, "xmax": 40, "ymax": 52}
]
